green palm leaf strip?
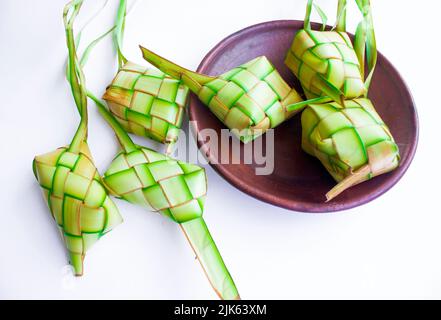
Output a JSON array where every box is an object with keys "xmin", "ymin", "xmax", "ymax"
[
  {"xmin": 305, "ymin": 0, "xmax": 328, "ymax": 31},
  {"xmin": 32, "ymin": 0, "xmax": 122, "ymax": 276},
  {"xmin": 102, "ymin": 0, "xmax": 189, "ymax": 154},
  {"xmin": 140, "ymin": 46, "xmax": 309, "ymax": 143},
  {"xmin": 285, "ymin": 0, "xmax": 377, "ymax": 105},
  {"xmin": 89, "ymin": 91, "xmax": 239, "ymax": 300},
  {"xmin": 353, "ymin": 0, "xmax": 377, "ymax": 92},
  {"xmin": 301, "ymin": 98, "xmax": 400, "ymax": 200},
  {"xmin": 335, "ymin": 0, "xmax": 347, "ymax": 31},
  {"xmin": 114, "ymin": 0, "xmax": 128, "ymax": 68}
]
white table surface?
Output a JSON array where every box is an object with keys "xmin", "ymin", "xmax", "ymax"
[{"xmin": 1, "ymin": 0, "xmax": 440, "ymax": 299}]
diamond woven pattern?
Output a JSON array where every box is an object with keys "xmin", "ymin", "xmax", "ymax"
[
  {"xmin": 33, "ymin": 142, "xmax": 122, "ymax": 275},
  {"xmin": 197, "ymin": 56, "xmax": 303, "ymax": 141},
  {"xmin": 285, "ymin": 29, "xmax": 366, "ymax": 100},
  {"xmin": 103, "ymin": 146, "xmax": 207, "ymax": 224},
  {"xmin": 103, "ymin": 62, "xmax": 189, "ymax": 147},
  {"xmin": 302, "ymin": 98, "xmax": 400, "ymax": 183}
]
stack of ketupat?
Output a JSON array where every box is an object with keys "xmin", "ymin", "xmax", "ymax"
[
  {"xmin": 285, "ymin": 0, "xmax": 400, "ymax": 200},
  {"xmin": 31, "ymin": 0, "xmax": 402, "ymax": 300}
]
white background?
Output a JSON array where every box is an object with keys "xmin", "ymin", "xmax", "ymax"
[{"xmin": 1, "ymin": 0, "xmax": 440, "ymax": 299}]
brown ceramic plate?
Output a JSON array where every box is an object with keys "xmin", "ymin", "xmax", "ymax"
[{"xmin": 188, "ymin": 20, "xmax": 418, "ymax": 213}]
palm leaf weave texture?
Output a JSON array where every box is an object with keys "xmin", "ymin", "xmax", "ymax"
[
  {"xmin": 103, "ymin": 62, "xmax": 189, "ymax": 151},
  {"xmin": 302, "ymin": 98, "xmax": 400, "ymax": 199}
]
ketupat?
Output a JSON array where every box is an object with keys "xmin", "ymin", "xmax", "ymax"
[
  {"xmin": 285, "ymin": 0, "xmax": 377, "ymax": 106},
  {"xmin": 103, "ymin": 0, "xmax": 189, "ymax": 154},
  {"xmin": 88, "ymin": 92, "xmax": 239, "ymax": 300},
  {"xmin": 32, "ymin": 0, "xmax": 122, "ymax": 276},
  {"xmin": 33, "ymin": 144, "xmax": 122, "ymax": 276},
  {"xmin": 300, "ymin": 98, "xmax": 400, "ymax": 201},
  {"xmin": 140, "ymin": 46, "xmax": 308, "ymax": 143}
]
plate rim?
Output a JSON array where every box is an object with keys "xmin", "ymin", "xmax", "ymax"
[{"xmin": 188, "ymin": 19, "xmax": 419, "ymax": 213}]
